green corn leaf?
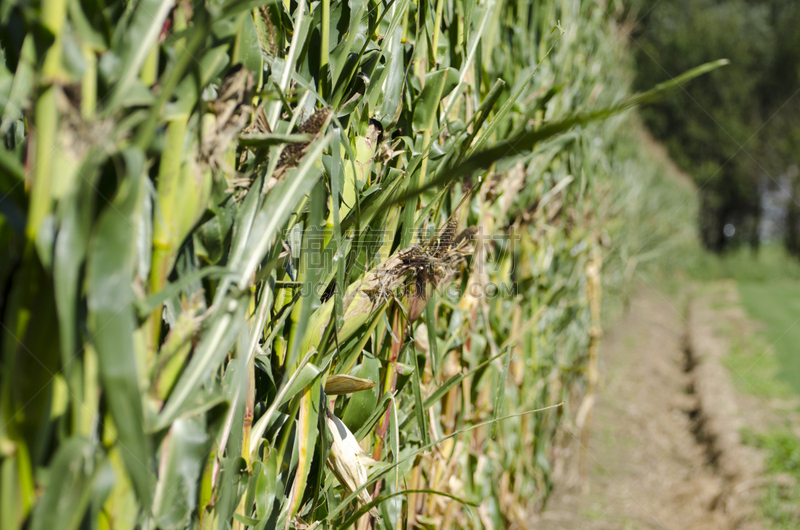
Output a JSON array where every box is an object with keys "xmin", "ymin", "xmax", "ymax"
[
  {"xmin": 335, "ymin": 488, "xmax": 477, "ymax": 530},
  {"xmin": 235, "ymin": 132, "xmax": 332, "ymax": 291},
  {"xmin": 341, "ymin": 355, "xmax": 380, "ymax": 433},
  {"xmin": 410, "ymin": 347, "xmax": 429, "ymax": 445},
  {"xmin": 412, "ymin": 67, "xmax": 459, "ymax": 132},
  {"xmin": 152, "ymin": 418, "xmax": 209, "ymax": 529},
  {"xmin": 238, "ymin": 133, "xmax": 312, "ymax": 147},
  {"xmin": 154, "ymin": 299, "xmax": 247, "ymax": 431},
  {"xmin": 85, "ymin": 147, "xmax": 153, "ymax": 507},
  {"xmin": 397, "ymin": 59, "xmax": 730, "ymax": 202},
  {"xmin": 29, "ymin": 438, "xmax": 101, "ymax": 530},
  {"xmin": 105, "ymin": 0, "xmax": 175, "ymax": 110},
  {"xmin": 284, "ymin": 382, "xmax": 320, "ymax": 520}
]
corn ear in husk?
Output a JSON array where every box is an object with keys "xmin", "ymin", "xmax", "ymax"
[
  {"xmin": 325, "ymin": 411, "xmax": 381, "ymax": 519},
  {"xmin": 324, "ymin": 374, "xmax": 376, "ymax": 395}
]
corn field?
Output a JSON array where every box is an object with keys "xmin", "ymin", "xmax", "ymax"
[{"xmin": 0, "ymin": 0, "xmax": 719, "ymax": 528}]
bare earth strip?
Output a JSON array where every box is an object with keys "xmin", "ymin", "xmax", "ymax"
[{"xmin": 538, "ymin": 284, "xmax": 763, "ymax": 529}]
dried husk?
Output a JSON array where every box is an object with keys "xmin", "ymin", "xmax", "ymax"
[{"xmin": 325, "ymin": 411, "xmax": 381, "ymax": 519}]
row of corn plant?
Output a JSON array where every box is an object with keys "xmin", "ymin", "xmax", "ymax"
[{"xmin": 0, "ymin": 0, "xmax": 719, "ymax": 527}]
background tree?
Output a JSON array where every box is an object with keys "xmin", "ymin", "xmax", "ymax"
[{"xmin": 629, "ymin": 0, "xmax": 800, "ymax": 253}]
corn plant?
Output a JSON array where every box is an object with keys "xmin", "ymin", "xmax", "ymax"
[{"xmin": 0, "ymin": 0, "xmax": 720, "ymax": 528}]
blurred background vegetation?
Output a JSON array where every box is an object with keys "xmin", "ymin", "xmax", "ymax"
[
  {"xmin": 628, "ymin": 0, "xmax": 800, "ymax": 254},
  {"xmin": 629, "ymin": 4, "xmax": 800, "ymax": 526}
]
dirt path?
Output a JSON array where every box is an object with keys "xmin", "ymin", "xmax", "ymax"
[{"xmin": 538, "ymin": 285, "xmax": 760, "ymax": 529}]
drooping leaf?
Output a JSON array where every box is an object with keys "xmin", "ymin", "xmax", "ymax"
[
  {"xmin": 85, "ymin": 148, "xmax": 153, "ymax": 506},
  {"xmin": 152, "ymin": 417, "xmax": 210, "ymax": 529},
  {"xmin": 29, "ymin": 438, "xmax": 102, "ymax": 530}
]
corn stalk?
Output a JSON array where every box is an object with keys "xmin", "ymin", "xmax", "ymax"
[{"xmin": 0, "ymin": 0, "xmax": 720, "ymax": 528}]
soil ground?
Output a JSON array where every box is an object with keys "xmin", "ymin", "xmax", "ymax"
[{"xmin": 538, "ymin": 283, "xmax": 765, "ymax": 529}]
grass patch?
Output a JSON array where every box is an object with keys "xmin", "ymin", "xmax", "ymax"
[
  {"xmin": 694, "ymin": 245, "xmax": 800, "ymax": 528},
  {"xmin": 686, "ymin": 244, "xmax": 800, "ymax": 283},
  {"xmin": 684, "ymin": 244, "xmax": 800, "ymax": 394},
  {"xmin": 737, "ymin": 282, "xmax": 800, "ymax": 394},
  {"xmin": 723, "ymin": 331, "xmax": 794, "ymax": 401},
  {"xmin": 741, "ymin": 428, "xmax": 800, "ymax": 528}
]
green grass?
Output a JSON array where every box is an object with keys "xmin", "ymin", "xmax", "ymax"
[
  {"xmin": 684, "ymin": 244, "xmax": 800, "ymax": 394},
  {"xmin": 738, "ymin": 282, "xmax": 800, "ymax": 394},
  {"xmin": 723, "ymin": 329, "xmax": 794, "ymax": 401},
  {"xmin": 691, "ymin": 246, "xmax": 800, "ymax": 528},
  {"xmin": 686, "ymin": 244, "xmax": 800, "ymax": 283},
  {"xmin": 741, "ymin": 428, "xmax": 800, "ymax": 528}
]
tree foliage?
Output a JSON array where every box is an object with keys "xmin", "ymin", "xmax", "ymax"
[{"xmin": 630, "ymin": 0, "xmax": 800, "ymax": 252}]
